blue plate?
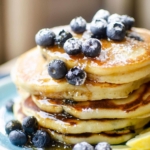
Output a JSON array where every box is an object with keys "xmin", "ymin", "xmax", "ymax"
[{"xmin": 0, "ymin": 76, "xmax": 33, "ymax": 150}]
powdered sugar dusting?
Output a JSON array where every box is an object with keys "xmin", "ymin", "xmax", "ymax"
[
  {"xmin": 98, "ymin": 50, "xmax": 109, "ymax": 62},
  {"xmin": 97, "ymin": 38, "xmax": 147, "ymax": 67}
]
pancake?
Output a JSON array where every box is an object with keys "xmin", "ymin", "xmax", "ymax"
[
  {"xmin": 13, "ymin": 101, "xmax": 139, "ymax": 145},
  {"xmin": 32, "ymin": 82, "xmax": 150, "ymax": 119},
  {"xmin": 15, "ymin": 96, "xmax": 149, "ymax": 134},
  {"xmin": 14, "ymin": 97, "xmax": 146, "ymax": 145},
  {"xmin": 48, "ymin": 129, "xmax": 139, "ymax": 145},
  {"xmin": 40, "ymin": 26, "xmax": 150, "ymax": 84},
  {"xmin": 12, "ymin": 48, "xmax": 150, "ymax": 101},
  {"xmin": 48, "ymin": 129, "xmax": 138, "ymax": 145}
]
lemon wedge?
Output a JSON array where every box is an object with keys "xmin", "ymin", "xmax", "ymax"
[{"xmin": 126, "ymin": 130, "xmax": 150, "ymax": 149}]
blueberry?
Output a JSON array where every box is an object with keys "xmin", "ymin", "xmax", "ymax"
[
  {"xmin": 5, "ymin": 120, "xmax": 22, "ymax": 135},
  {"xmin": 48, "ymin": 59, "xmax": 67, "ymax": 79},
  {"xmin": 92, "ymin": 9, "xmax": 110, "ymax": 21},
  {"xmin": 81, "ymin": 38, "xmax": 101, "ymax": 57},
  {"xmin": 73, "ymin": 141, "xmax": 94, "ymax": 150},
  {"xmin": 9, "ymin": 130, "xmax": 27, "ymax": 146},
  {"xmin": 90, "ymin": 19, "xmax": 107, "ymax": 38},
  {"xmin": 95, "ymin": 142, "xmax": 112, "ymax": 150},
  {"xmin": 32, "ymin": 129, "xmax": 51, "ymax": 148},
  {"xmin": 121, "ymin": 15, "xmax": 135, "ymax": 30},
  {"xmin": 22, "ymin": 116, "xmax": 38, "ymax": 135},
  {"xmin": 63, "ymin": 38, "xmax": 82, "ymax": 55},
  {"xmin": 106, "ymin": 22, "xmax": 126, "ymax": 41},
  {"xmin": 55, "ymin": 30, "xmax": 72, "ymax": 47},
  {"xmin": 66, "ymin": 66, "xmax": 87, "ymax": 86},
  {"xmin": 5, "ymin": 100, "xmax": 14, "ymax": 112},
  {"xmin": 107, "ymin": 13, "xmax": 122, "ymax": 24},
  {"xmin": 82, "ymin": 31, "xmax": 102, "ymax": 40},
  {"xmin": 70, "ymin": 16, "xmax": 87, "ymax": 33},
  {"xmin": 35, "ymin": 28, "xmax": 56, "ymax": 47}
]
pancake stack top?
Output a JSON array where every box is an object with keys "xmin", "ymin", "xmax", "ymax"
[{"xmin": 12, "ymin": 9, "xmax": 150, "ymax": 145}]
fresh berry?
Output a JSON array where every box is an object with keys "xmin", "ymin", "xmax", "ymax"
[
  {"xmin": 35, "ymin": 28, "xmax": 56, "ymax": 47},
  {"xmin": 92, "ymin": 9, "xmax": 110, "ymax": 21},
  {"xmin": 9, "ymin": 130, "xmax": 27, "ymax": 146},
  {"xmin": 48, "ymin": 59, "xmax": 67, "ymax": 79},
  {"xmin": 82, "ymin": 31, "xmax": 102, "ymax": 40},
  {"xmin": 121, "ymin": 15, "xmax": 135, "ymax": 30},
  {"xmin": 66, "ymin": 66, "xmax": 87, "ymax": 86},
  {"xmin": 90, "ymin": 19, "xmax": 107, "ymax": 38},
  {"xmin": 55, "ymin": 30, "xmax": 72, "ymax": 47},
  {"xmin": 106, "ymin": 22, "xmax": 126, "ymax": 41},
  {"xmin": 5, "ymin": 120, "xmax": 22, "ymax": 135},
  {"xmin": 126, "ymin": 32, "xmax": 143, "ymax": 41},
  {"xmin": 63, "ymin": 38, "xmax": 82, "ymax": 55},
  {"xmin": 95, "ymin": 142, "xmax": 112, "ymax": 150},
  {"xmin": 70, "ymin": 16, "xmax": 87, "ymax": 33},
  {"xmin": 73, "ymin": 141, "xmax": 94, "ymax": 150},
  {"xmin": 107, "ymin": 13, "xmax": 122, "ymax": 23},
  {"xmin": 81, "ymin": 38, "xmax": 101, "ymax": 57},
  {"xmin": 82, "ymin": 31, "xmax": 94, "ymax": 40},
  {"xmin": 5, "ymin": 100, "xmax": 14, "ymax": 112},
  {"xmin": 22, "ymin": 116, "xmax": 38, "ymax": 135},
  {"xmin": 32, "ymin": 129, "xmax": 51, "ymax": 148}
]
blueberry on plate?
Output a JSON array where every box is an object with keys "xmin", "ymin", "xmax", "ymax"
[
  {"xmin": 48, "ymin": 59, "xmax": 67, "ymax": 79},
  {"xmin": 63, "ymin": 38, "xmax": 82, "ymax": 55},
  {"xmin": 5, "ymin": 99, "xmax": 14, "ymax": 112},
  {"xmin": 107, "ymin": 13, "xmax": 122, "ymax": 24},
  {"xmin": 95, "ymin": 142, "xmax": 112, "ymax": 150},
  {"xmin": 121, "ymin": 15, "xmax": 135, "ymax": 30},
  {"xmin": 22, "ymin": 116, "xmax": 38, "ymax": 135},
  {"xmin": 9, "ymin": 130, "xmax": 27, "ymax": 146},
  {"xmin": 81, "ymin": 38, "xmax": 101, "ymax": 57},
  {"xmin": 5, "ymin": 120, "xmax": 22, "ymax": 135},
  {"xmin": 106, "ymin": 22, "xmax": 126, "ymax": 41},
  {"xmin": 92, "ymin": 9, "xmax": 110, "ymax": 21},
  {"xmin": 90, "ymin": 19, "xmax": 107, "ymax": 38},
  {"xmin": 66, "ymin": 66, "xmax": 87, "ymax": 86},
  {"xmin": 55, "ymin": 30, "xmax": 72, "ymax": 47},
  {"xmin": 35, "ymin": 28, "xmax": 56, "ymax": 47},
  {"xmin": 70, "ymin": 16, "xmax": 87, "ymax": 33},
  {"xmin": 72, "ymin": 141, "xmax": 94, "ymax": 150},
  {"xmin": 32, "ymin": 129, "xmax": 51, "ymax": 148}
]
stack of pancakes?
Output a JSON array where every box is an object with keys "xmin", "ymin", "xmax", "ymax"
[{"xmin": 12, "ymin": 25, "xmax": 150, "ymax": 145}]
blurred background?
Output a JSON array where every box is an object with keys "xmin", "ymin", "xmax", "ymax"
[{"xmin": 0, "ymin": 0, "xmax": 150, "ymax": 65}]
